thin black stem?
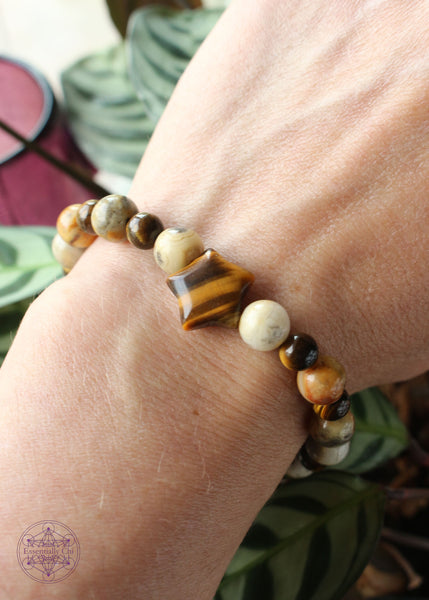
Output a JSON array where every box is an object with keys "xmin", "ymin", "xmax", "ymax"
[{"xmin": 0, "ymin": 119, "xmax": 110, "ymax": 198}]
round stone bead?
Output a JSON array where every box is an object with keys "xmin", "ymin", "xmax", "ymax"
[
  {"xmin": 52, "ymin": 233, "xmax": 85, "ymax": 271},
  {"xmin": 153, "ymin": 227, "xmax": 204, "ymax": 274},
  {"xmin": 286, "ymin": 453, "xmax": 314, "ymax": 479},
  {"xmin": 126, "ymin": 212, "xmax": 164, "ymax": 249},
  {"xmin": 304, "ymin": 438, "xmax": 351, "ymax": 466},
  {"xmin": 309, "ymin": 411, "xmax": 355, "ymax": 447},
  {"xmin": 239, "ymin": 300, "xmax": 290, "ymax": 351},
  {"xmin": 279, "ymin": 333, "xmax": 318, "ymax": 371},
  {"xmin": 77, "ymin": 199, "xmax": 98, "ymax": 235},
  {"xmin": 56, "ymin": 204, "xmax": 96, "ymax": 248},
  {"xmin": 297, "ymin": 355, "xmax": 346, "ymax": 405},
  {"xmin": 90, "ymin": 194, "xmax": 138, "ymax": 242},
  {"xmin": 313, "ymin": 391, "xmax": 351, "ymax": 421}
]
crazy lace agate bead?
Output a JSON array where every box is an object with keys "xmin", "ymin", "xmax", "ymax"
[
  {"xmin": 57, "ymin": 204, "xmax": 96, "ymax": 248},
  {"xmin": 52, "ymin": 233, "xmax": 85, "ymax": 272},
  {"xmin": 91, "ymin": 194, "xmax": 138, "ymax": 242},
  {"xmin": 239, "ymin": 300, "xmax": 290, "ymax": 351},
  {"xmin": 77, "ymin": 199, "xmax": 98, "ymax": 235},
  {"xmin": 154, "ymin": 227, "xmax": 204, "ymax": 274},
  {"xmin": 297, "ymin": 355, "xmax": 346, "ymax": 405},
  {"xmin": 304, "ymin": 437, "xmax": 351, "ymax": 466},
  {"xmin": 309, "ymin": 411, "xmax": 355, "ymax": 446}
]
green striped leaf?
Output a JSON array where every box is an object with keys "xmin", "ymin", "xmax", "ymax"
[
  {"xmin": 127, "ymin": 6, "xmax": 223, "ymax": 122},
  {"xmin": 106, "ymin": 0, "xmax": 203, "ymax": 38},
  {"xmin": 0, "ymin": 299, "xmax": 31, "ymax": 366},
  {"xmin": 0, "ymin": 226, "xmax": 61, "ymax": 308},
  {"xmin": 62, "ymin": 44, "xmax": 155, "ymax": 178},
  {"xmin": 217, "ymin": 471, "xmax": 385, "ymax": 600},
  {"xmin": 333, "ymin": 388, "xmax": 408, "ymax": 473}
]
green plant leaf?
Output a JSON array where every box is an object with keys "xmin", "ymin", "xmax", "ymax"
[
  {"xmin": 217, "ymin": 471, "xmax": 385, "ymax": 600},
  {"xmin": 106, "ymin": 0, "xmax": 203, "ymax": 38},
  {"xmin": 127, "ymin": 6, "xmax": 223, "ymax": 122},
  {"xmin": 62, "ymin": 44, "xmax": 155, "ymax": 178},
  {"xmin": 0, "ymin": 226, "xmax": 62, "ymax": 308},
  {"xmin": 0, "ymin": 299, "xmax": 32, "ymax": 366},
  {"xmin": 333, "ymin": 388, "xmax": 408, "ymax": 474}
]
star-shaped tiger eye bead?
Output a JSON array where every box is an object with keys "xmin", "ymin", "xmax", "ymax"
[{"xmin": 167, "ymin": 249, "xmax": 255, "ymax": 330}]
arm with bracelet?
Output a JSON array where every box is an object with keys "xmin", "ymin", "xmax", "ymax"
[{"xmin": 0, "ymin": 1, "xmax": 428, "ymax": 598}]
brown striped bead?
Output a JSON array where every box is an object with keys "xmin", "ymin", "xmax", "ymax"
[
  {"xmin": 313, "ymin": 391, "xmax": 351, "ymax": 421},
  {"xmin": 57, "ymin": 204, "xmax": 96, "ymax": 248},
  {"xmin": 309, "ymin": 411, "xmax": 355, "ymax": 446},
  {"xmin": 126, "ymin": 212, "xmax": 164, "ymax": 249},
  {"xmin": 279, "ymin": 333, "xmax": 318, "ymax": 371},
  {"xmin": 77, "ymin": 199, "xmax": 98, "ymax": 235},
  {"xmin": 167, "ymin": 248, "xmax": 254, "ymax": 330},
  {"xmin": 297, "ymin": 355, "xmax": 346, "ymax": 405},
  {"xmin": 90, "ymin": 194, "xmax": 138, "ymax": 242}
]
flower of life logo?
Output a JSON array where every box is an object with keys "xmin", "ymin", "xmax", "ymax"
[{"xmin": 17, "ymin": 521, "xmax": 80, "ymax": 583}]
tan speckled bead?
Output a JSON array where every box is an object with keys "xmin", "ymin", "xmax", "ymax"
[
  {"xmin": 52, "ymin": 233, "xmax": 85, "ymax": 271},
  {"xmin": 154, "ymin": 227, "xmax": 204, "ymax": 274},
  {"xmin": 90, "ymin": 194, "xmax": 138, "ymax": 242},
  {"xmin": 238, "ymin": 300, "xmax": 290, "ymax": 351},
  {"xmin": 57, "ymin": 204, "xmax": 96, "ymax": 248},
  {"xmin": 305, "ymin": 438, "xmax": 351, "ymax": 466},
  {"xmin": 309, "ymin": 411, "xmax": 355, "ymax": 447},
  {"xmin": 297, "ymin": 355, "xmax": 346, "ymax": 405}
]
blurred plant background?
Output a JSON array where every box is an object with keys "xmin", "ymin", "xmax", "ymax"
[{"xmin": 0, "ymin": 2, "xmax": 428, "ymax": 599}]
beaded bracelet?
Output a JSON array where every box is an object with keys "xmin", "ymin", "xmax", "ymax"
[{"xmin": 52, "ymin": 194, "xmax": 355, "ymax": 478}]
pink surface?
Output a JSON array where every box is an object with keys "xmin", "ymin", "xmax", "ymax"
[
  {"xmin": 0, "ymin": 58, "xmax": 45, "ymax": 160},
  {"xmin": 0, "ymin": 57, "xmax": 96, "ymax": 226}
]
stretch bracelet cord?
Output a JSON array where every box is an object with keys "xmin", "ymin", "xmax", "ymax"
[{"xmin": 52, "ymin": 194, "xmax": 355, "ymax": 478}]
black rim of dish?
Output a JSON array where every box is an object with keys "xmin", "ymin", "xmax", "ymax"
[{"xmin": 0, "ymin": 54, "xmax": 55, "ymax": 165}]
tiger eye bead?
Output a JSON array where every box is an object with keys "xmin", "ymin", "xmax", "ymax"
[
  {"xmin": 309, "ymin": 411, "xmax": 355, "ymax": 446},
  {"xmin": 297, "ymin": 355, "xmax": 346, "ymax": 405},
  {"xmin": 313, "ymin": 391, "xmax": 351, "ymax": 421},
  {"xmin": 90, "ymin": 194, "xmax": 138, "ymax": 242},
  {"xmin": 154, "ymin": 227, "xmax": 204, "ymax": 274},
  {"xmin": 56, "ymin": 204, "xmax": 96, "ymax": 248},
  {"xmin": 52, "ymin": 233, "xmax": 85, "ymax": 271},
  {"xmin": 239, "ymin": 300, "xmax": 290, "ymax": 351},
  {"xmin": 304, "ymin": 438, "xmax": 351, "ymax": 466},
  {"xmin": 77, "ymin": 199, "xmax": 98, "ymax": 235},
  {"xmin": 279, "ymin": 333, "xmax": 318, "ymax": 371},
  {"xmin": 126, "ymin": 212, "xmax": 164, "ymax": 249},
  {"xmin": 167, "ymin": 249, "xmax": 254, "ymax": 329}
]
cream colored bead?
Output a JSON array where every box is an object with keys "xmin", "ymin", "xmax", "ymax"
[
  {"xmin": 305, "ymin": 438, "xmax": 351, "ymax": 466},
  {"xmin": 52, "ymin": 233, "xmax": 85, "ymax": 271},
  {"xmin": 286, "ymin": 455, "xmax": 314, "ymax": 479},
  {"xmin": 153, "ymin": 227, "xmax": 204, "ymax": 274},
  {"xmin": 90, "ymin": 194, "xmax": 138, "ymax": 242},
  {"xmin": 309, "ymin": 411, "xmax": 355, "ymax": 447},
  {"xmin": 238, "ymin": 300, "xmax": 290, "ymax": 351}
]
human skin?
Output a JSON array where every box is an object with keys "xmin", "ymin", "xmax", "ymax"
[{"xmin": 0, "ymin": 1, "xmax": 428, "ymax": 598}]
